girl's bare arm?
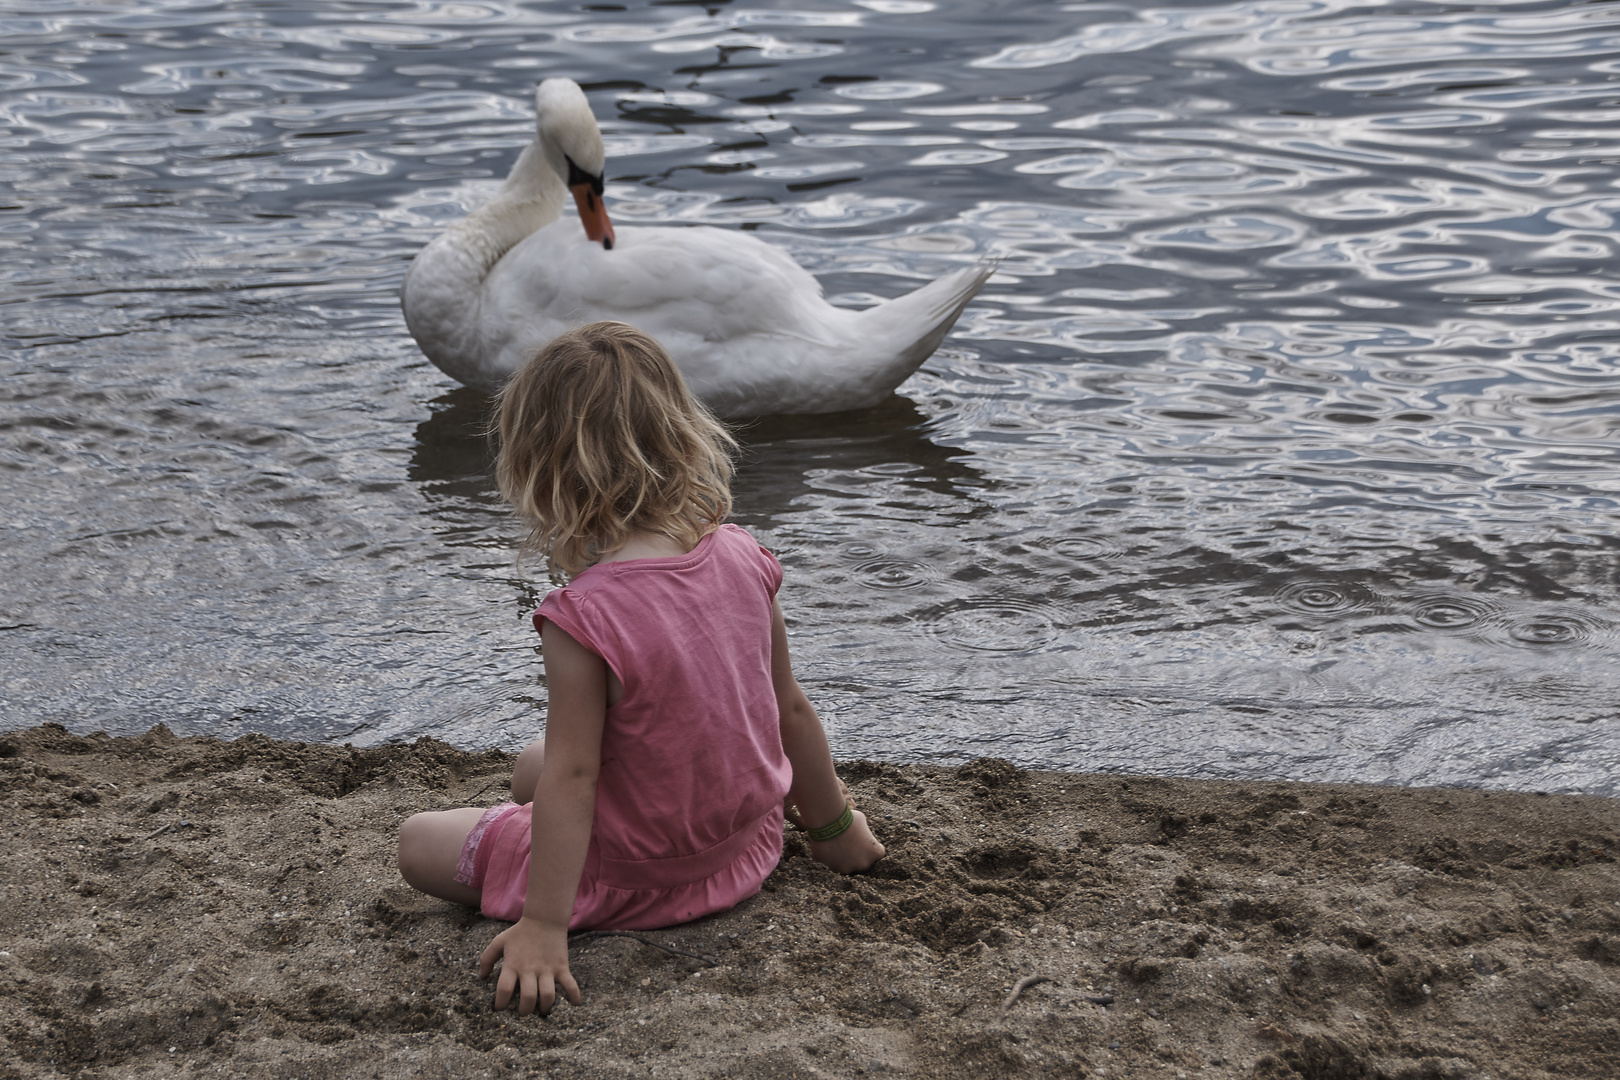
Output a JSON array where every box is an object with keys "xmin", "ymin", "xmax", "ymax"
[
  {"xmin": 478, "ymin": 619, "xmax": 605, "ymax": 1015},
  {"xmin": 769, "ymin": 599, "xmax": 885, "ymax": 873}
]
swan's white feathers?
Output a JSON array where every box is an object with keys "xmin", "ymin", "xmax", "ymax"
[{"xmin": 401, "ymin": 77, "xmax": 989, "ymax": 416}]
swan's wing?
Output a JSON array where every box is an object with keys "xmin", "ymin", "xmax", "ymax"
[{"xmin": 483, "ymin": 222, "xmax": 836, "ymax": 346}]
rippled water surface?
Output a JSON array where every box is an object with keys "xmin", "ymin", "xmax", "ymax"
[{"xmin": 4, "ymin": 0, "xmax": 1619, "ymax": 792}]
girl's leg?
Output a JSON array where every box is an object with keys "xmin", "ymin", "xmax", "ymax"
[
  {"xmin": 510, "ymin": 738, "xmax": 546, "ymax": 803},
  {"xmin": 399, "ymin": 737, "xmax": 544, "ymax": 904},
  {"xmin": 397, "ymin": 807, "xmax": 486, "ymax": 906}
]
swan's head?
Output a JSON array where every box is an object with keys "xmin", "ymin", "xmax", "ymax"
[{"xmin": 535, "ymin": 78, "xmax": 615, "ymax": 251}]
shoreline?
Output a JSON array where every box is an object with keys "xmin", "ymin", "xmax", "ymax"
[{"xmin": 3, "ymin": 723, "xmax": 1617, "ymax": 1079}]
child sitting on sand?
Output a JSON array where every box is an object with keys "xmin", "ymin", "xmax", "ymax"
[{"xmin": 396, "ymin": 321, "xmax": 885, "ymax": 1016}]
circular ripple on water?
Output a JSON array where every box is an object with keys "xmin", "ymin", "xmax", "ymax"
[
  {"xmin": 1406, "ymin": 593, "xmax": 1500, "ymax": 630},
  {"xmin": 1276, "ymin": 581, "xmax": 1380, "ymax": 618},
  {"xmin": 1030, "ymin": 535, "xmax": 1125, "ymax": 563},
  {"xmin": 1497, "ymin": 611, "xmax": 1609, "ymax": 649},
  {"xmin": 850, "ymin": 557, "xmax": 941, "ymax": 591},
  {"xmin": 925, "ymin": 598, "xmax": 1060, "ymax": 654}
]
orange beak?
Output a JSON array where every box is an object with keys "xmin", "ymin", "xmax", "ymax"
[{"xmin": 570, "ymin": 181, "xmax": 616, "ymax": 250}]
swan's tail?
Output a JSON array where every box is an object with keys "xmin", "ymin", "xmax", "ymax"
[{"xmin": 856, "ymin": 258, "xmax": 997, "ymax": 380}]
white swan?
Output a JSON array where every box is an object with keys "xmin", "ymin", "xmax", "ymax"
[{"xmin": 401, "ymin": 78, "xmax": 993, "ymax": 417}]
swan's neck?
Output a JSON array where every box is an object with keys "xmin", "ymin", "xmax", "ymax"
[
  {"xmin": 402, "ymin": 141, "xmax": 565, "ymax": 387},
  {"xmin": 450, "ymin": 142, "xmax": 565, "ymax": 275}
]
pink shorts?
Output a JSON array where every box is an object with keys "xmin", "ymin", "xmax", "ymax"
[
  {"xmin": 451, "ymin": 799, "xmax": 783, "ymax": 931},
  {"xmin": 454, "ymin": 801, "xmax": 525, "ymax": 893}
]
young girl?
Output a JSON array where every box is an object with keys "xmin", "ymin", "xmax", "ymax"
[{"xmin": 396, "ymin": 321, "xmax": 885, "ymax": 1017}]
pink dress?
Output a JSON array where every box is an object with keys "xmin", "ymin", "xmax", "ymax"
[{"xmin": 458, "ymin": 524, "xmax": 793, "ymax": 930}]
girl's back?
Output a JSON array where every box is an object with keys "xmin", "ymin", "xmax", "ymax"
[{"xmin": 538, "ymin": 523, "xmax": 791, "ymax": 871}]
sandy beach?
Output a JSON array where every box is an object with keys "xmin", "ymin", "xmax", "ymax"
[{"xmin": 2, "ymin": 722, "xmax": 1617, "ymax": 1079}]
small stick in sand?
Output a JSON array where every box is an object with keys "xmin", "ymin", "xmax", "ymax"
[
  {"xmin": 1001, "ymin": 974, "xmax": 1052, "ymax": 1015},
  {"xmin": 571, "ymin": 930, "xmax": 720, "ymax": 967}
]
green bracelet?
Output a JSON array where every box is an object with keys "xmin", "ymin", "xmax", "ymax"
[{"xmin": 804, "ymin": 802, "xmax": 854, "ymax": 842}]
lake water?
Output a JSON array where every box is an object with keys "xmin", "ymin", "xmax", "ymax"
[{"xmin": 3, "ymin": 0, "xmax": 1618, "ymax": 793}]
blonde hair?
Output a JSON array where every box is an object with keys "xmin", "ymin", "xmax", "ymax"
[{"xmin": 494, "ymin": 321, "xmax": 737, "ymax": 580}]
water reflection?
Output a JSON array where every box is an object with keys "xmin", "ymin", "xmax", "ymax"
[
  {"xmin": 409, "ymin": 386, "xmax": 495, "ymax": 488},
  {"xmin": 733, "ymin": 397, "xmax": 988, "ymax": 525}
]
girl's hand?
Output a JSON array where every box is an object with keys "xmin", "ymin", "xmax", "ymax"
[
  {"xmin": 479, "ymin": 917, "xmax": 581, "ymax": 1016},
  {"xmin": 807, "ymin": 808, "xmax": 886, "ymax": 875}
]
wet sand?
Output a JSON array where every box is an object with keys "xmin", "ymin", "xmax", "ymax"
[{"xmin": 3, "ymin": 722, "xmax": 1618, "ymax": 1079}]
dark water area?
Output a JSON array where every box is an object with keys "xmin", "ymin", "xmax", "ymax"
[{"xmin": 3, "ymin": 0, "xmax": 1618, "ymax": 792}]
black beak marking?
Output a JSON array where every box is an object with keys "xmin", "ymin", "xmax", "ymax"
[{"xmin": 564, "ymin": 154, "xmax": 606, "ymax": 195}]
